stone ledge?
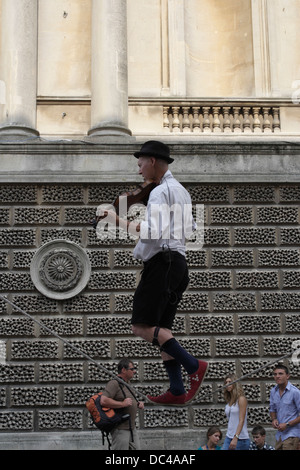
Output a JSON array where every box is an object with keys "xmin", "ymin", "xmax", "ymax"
[
  {"xmin": 0, "ymin": 139, "xmax": 300, "ymax": 183},
  {"xmin": 0, "ymin": 429, "xmax": 277, "ymax": 450}
]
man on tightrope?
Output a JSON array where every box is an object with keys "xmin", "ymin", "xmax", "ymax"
[{"xmin": 101, "ymin": 141, "xmax": 208, "ymax": 405}]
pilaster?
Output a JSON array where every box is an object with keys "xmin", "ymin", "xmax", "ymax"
[
  {"xmin": 87, "ymin": 0, "xmax": 132, "ymax": 140},
  {"xmin": 0, "ymin": 0, "xmax": 39, "ymax": 139}
]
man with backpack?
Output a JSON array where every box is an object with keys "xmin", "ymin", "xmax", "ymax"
[{"xmin": 101, "ymin": 358, "xmax": 144, "ymax": 450}]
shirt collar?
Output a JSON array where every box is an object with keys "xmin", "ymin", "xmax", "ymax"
[
  {"xmin": 160, "ymin": 169, "xmax": 172, "ymax": 184},
  {"xmin": 275, "ymin": 381, "xmax": 291, "ymax": 392}
]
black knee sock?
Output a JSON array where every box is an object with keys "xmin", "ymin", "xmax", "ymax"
[
  {"xmin": 161, "ymin": 338, "xmax": 199, "ymax": 375},
  {"xmin": 163, "ymin": 359, "xmax": 185, "ymax": 396}
]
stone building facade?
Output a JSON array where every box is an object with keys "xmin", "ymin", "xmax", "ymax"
[{"xmin": 0, "ymin": 0, "xmax": 300, "ymax": 450}]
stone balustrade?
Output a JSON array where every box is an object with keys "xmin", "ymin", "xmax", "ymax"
[{"xmin": 162, "ymin": 102, "xmax": 280, "ymax": 134}]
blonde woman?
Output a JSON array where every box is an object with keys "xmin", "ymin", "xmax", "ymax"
[{"xmin": 222, "ymin": 374, "xmax": 250, "ymax": 450}]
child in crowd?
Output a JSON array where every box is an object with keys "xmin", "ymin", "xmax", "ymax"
[{"xmin": 249, "ymin": 425, "xmax": 275, "ymax": 450}]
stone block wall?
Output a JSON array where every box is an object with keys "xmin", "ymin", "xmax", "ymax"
[{"xmin": 0, "ymin": 182, "xmax": 300, "ymax": 442}]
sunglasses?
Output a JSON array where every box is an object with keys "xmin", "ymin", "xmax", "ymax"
[{"xmin": 127, "ymin": 367, "xmax": 136, "ymax": 371}]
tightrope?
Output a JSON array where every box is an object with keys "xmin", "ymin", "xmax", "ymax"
[
  {"xmin": 199, "ymin": 351, "xmax": 293, "ymax": 402},
  {"xmin": 0, "ymin": 294, "xmax": 148, "ymax": 402},
  {"xmin": 0, "ymin": 293, "xmax": 294, "ymax": 406}
]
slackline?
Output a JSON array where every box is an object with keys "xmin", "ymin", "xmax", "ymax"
[
  {"xmin": 0, "ymin": 294, "xmax": 148, "ymax": 402},
  {"xmin": 200, "ymin": 350, "xmax": 293, "ymax": 402},
  {"xmin": 0, "ymin": 294, "xmax": 294, "ymax": 405}
]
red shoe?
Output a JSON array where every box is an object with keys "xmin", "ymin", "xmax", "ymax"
[
  {"xmin": 185, "ymin": 360, "xmax": 208, "ymax": 404},
  {"xmin": 147, "ymin": 389, "xmax": 186, "ymax": 406}
]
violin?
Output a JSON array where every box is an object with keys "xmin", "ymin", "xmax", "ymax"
[{"xmin": 89, "ymin": 180, "xmax": 156, "ymax": 229}]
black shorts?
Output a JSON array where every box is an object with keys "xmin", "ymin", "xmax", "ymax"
[{"xmin": 131, "ymin": 251, "xmax": 189, "ymax": 330}]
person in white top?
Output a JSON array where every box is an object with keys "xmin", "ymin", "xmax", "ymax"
[
  {"xmin": 101, "ymin": 141, "xmax": 208, "ymax": 406},
  {"xmin": 222, "ymin": 373, "xmax": 250, "ymax": 450}
]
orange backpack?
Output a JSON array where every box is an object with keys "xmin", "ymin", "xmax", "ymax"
[{"xmin": 86, "ymin": 385, "xmax": 130, "ymax": 448}]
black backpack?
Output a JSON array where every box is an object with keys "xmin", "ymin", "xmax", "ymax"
[{"xmin": 86, "ymin": 382, "xmax": 131, "ymax": 448}]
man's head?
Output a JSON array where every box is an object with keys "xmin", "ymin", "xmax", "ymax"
[
  {"xmin": 251, "ymin": 425, "xmax": 266, "ymax": 449},
  {"xmin": 134, "ymin": 141, "xmax": 173, "ymax": 183},
  {"xmin": 273, "ymin": 364, "xmax": 290, "ymax": 387},
  {"xmin": 137, "ymin": 155, "xmax": 168, "ymax": 183},
  {"xmin": 117, "ymin": 358, "xmax": 136, "ymax": 381}
]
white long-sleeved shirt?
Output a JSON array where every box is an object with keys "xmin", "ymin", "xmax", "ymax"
[{"xmin": 133, "ymin": 170, "xmax": 195, "ymax": 262}]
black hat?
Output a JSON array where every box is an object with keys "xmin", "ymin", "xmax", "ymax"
[{"xmin": 134, "ymin": 140, "xmax": 174, "ymax": 164}]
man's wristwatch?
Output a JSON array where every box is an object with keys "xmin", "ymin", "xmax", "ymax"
[{"xmin": 234, "ymin": 434, "xmax": 239, "ymax": 439}]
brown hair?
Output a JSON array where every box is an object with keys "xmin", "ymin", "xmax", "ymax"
[
  {"xmin": 207, "ymin": 426, "xmax": 223, "ymax": 440},
  {"xmin": 223, "ymin": 373, "xmax": 246, "ymax": 405}
]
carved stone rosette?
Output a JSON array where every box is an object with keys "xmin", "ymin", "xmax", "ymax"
[{"xmin": 30, "ymin": 240, "xmax": 91, "ymax": 300}]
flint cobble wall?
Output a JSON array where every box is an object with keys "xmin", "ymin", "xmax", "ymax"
[{"xmin": 0, "ymin": 182, "xmax": 299, "ymax": 441}]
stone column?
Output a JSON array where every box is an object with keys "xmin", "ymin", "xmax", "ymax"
[
  {"xmin": 0, "ymin": 0, "xmax": 39, "ymax": 138},
  {"xmin": 87, "ymin": 0, "xmax": 132, "ymax": 139},
  {"xmin": 251, "ymin": 0, "xmax": 271, "ymax": 97},
  {"xmin": 168, "ymin": 0, "xmax": 186, "ymax": 97}
]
